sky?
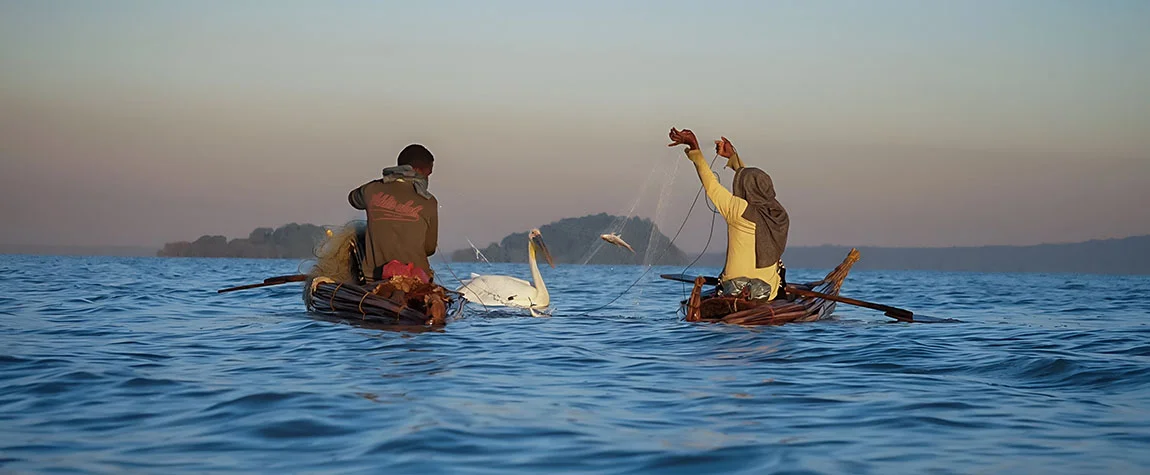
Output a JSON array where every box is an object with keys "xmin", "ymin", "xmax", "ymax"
[{"xmin": 1, "ymin": 0, "xmax": 1148, "ymax": 253}]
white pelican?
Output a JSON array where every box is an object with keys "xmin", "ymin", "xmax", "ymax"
[{"xmin": 457, "ymin": 229, "xmax": 555, "ymax": 315}]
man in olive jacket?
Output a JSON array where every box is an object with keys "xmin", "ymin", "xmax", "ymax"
[{"xmin": 348, "ymin": 144, "xmax": 439, "ymax": 282}]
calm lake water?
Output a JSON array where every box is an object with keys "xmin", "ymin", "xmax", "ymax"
[{"xmin": 1, "ymin": 255, "xmax": 1148, "ymax": 474}]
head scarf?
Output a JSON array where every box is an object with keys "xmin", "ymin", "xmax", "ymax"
[{"xmin": 732, "ymin": 167, "xmax": 789, "ymax": 268}]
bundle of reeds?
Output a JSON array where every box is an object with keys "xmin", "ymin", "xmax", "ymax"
[{"xmin": 305, "ymin": 277, "xmax": 459, "ymax": 326}]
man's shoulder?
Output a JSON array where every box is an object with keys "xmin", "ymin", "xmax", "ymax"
[
  {"xmin": 420, "ymin": 191, "xmax": 439, "ymax": 213},
  {"xmin": 360, "ymin": 179, "xmax": 406, "ymax": 192},
  {"xmin": 357, "ymin": 179, "xmax": 385, "ymax": 191},
  {"xmin": 363, "ymin": 180, "xmax": 436, "ymax": 201}
]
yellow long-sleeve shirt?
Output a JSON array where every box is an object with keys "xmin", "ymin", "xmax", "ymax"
[{"xmin": 687, "ymin": 149, "xmax": 780, "ymax": 299}]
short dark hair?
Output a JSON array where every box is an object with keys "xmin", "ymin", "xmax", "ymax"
[{"xmin": 397, "ymin": 144, "xmax": 434, "ymax": 168}]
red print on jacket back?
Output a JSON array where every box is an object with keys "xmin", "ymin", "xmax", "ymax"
[{"xmin": 370, "ymin": 192, "xmax": 424, "ymax": 222}]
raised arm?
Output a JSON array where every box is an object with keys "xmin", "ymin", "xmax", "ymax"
[
  {"xmin": 669, "ymin": 128, "xmax": 746, "ymax": 221},
  {"xmin": 686, "ymin": 149, "xmax": 744, "ymax": 221},
  {"xmin": 715, "ymin": 136, "xmax": 745, "ymax": 171}
]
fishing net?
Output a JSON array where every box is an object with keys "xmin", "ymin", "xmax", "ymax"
[
  {"xmin": 300, "ymin": 220, "xmax": 363, "ymax": 284},
  {"xmin": 578, "ymin": 163, "xmax": 662, "ymax": 265}
]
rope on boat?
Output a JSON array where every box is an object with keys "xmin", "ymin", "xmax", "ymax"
[
  {"xmin": 329, "ymin": 283, "xmax": 343, "ymax": 312},
  {"xmin": 357, "ymin": 291, "xmax": 371, "ymax": 318}
]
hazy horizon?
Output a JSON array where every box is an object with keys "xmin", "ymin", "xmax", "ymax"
[{"xmin": 3, "ymin": 1, "xmax": 1148, "ymax": 253}]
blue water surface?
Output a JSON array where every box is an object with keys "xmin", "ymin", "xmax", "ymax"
[{"xmin": 1, "ymin": 255, "xmax": 1148, "ymax": 473}]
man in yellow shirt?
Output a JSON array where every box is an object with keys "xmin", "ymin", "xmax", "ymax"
[{"xmin": 668, "ymin": 127, "xmax": 790, "ymax": 300}]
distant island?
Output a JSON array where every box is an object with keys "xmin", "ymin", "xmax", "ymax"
[
  {"xmin": 152, "ymin": 214, "xmax": 687, "ymax": 264},
  {"xmin": 450, "ymin": 214, "xmax": 689, "ymax": 265},
  {"xmin": 124, "ymin": 218, "xmax": 1150, "ymax": 274},
  {"xmin": 0, "ymin": 245, "xmax": 158, "ymax": 257},
  {"xmin": 157, "ymin": 223, "xmax": 327, "ymax": 258}
]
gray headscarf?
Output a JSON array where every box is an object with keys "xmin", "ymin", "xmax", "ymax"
[
  {"xmin": 732, "ymin": 167, "xmax": 789, "ymax": 268},
  {"xmin": 380, "ymin": 165, "xmax": 432, "ymax": 199}
]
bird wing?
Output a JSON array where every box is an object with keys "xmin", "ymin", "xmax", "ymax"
[{"xmin": 456, "ymin": 274, "xmax": 537, "ymax": 307}]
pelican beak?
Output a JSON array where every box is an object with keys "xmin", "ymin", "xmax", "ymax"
[{"xmin": 532, "ymin": 234, "xmax": 555, "ymax": 268}]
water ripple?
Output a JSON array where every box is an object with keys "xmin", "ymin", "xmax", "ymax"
[{"xmin": 0, "ymin": 255, "xmax": 1148, "ymax": 473}]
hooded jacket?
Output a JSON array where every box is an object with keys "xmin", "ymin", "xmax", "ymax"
[{"xmin": 348, "ymin": 166, "xmax": 438, "ymax": 281}]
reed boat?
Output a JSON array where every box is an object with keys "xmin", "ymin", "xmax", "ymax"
[
  {"xmin": 304, "ymin": 277, "xmax": 464, "ymax": 326},
  {"xmin": 217, "ymin": 222, "xmax": 465, "ymax": 326},
  {"xmin": 300, "ymin": 222, "xmax": 463, "ymax": 326},
  {"xmin": 679, "ymin": 249, "xmax": 861, "ymax": 325}
]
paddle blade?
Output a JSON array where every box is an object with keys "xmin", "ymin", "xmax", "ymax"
[
  {"xmin": 884, "ymin": 309, "xmax": 915, "ymax": 323},
  {"xmin": 882, "ymin": 311, "xmax": 962, "ymax": 323},
  {"xmin": 907, "ymin": 314, "xmax": 962, "ymax": 324}
]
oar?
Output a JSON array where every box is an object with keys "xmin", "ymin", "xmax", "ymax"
[
  {"xmin": 217, "ymin": 274, "xmax": 308, "ymax": 293},
  {"xmin": 660, "ymin": 273, "xmax": 719, "ymax": 286},
  {"xmin": 794, "ymin": 288, "xmax": 962, "ymax": 323},
  {"xmin": 783, "ymin": 287, "xmax": 914, "ymax": 322},
  {"xmin": 658, "ymin": 274, "xmax": 957, "ymax": 323}
]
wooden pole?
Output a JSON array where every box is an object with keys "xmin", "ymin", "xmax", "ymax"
[
  {"xmin": 217, "ymin": 274, "xmax": 307, "ymax": 294},
  {"xmin": 784, "ymin": 287, "xmax": 915, "ymax": 322}
]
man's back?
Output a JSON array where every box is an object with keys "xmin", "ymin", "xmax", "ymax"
[{"xmin": 349, "ymin": 178, "xmax": 438, "ymax": 282}]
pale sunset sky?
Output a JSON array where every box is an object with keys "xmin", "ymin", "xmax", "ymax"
[{"xmin": 1, "ymin": 0, "xmax": 1148, "ymax": 252}]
